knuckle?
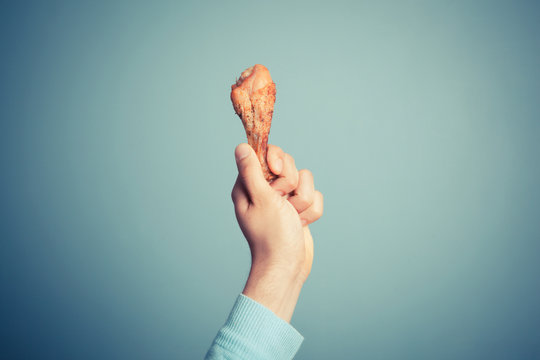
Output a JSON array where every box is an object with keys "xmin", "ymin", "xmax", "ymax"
[
  {"xmin": 239, "ymin": 172, "xmax": 250, "ymax": 186},
  {"xmin": 284, "ymin": 153, "xmax": 296, "ymax": 167},
  {"xmin": 292, "ymin": 199, "xmax": 309, "ymax": 213},
  {"xmin": 269, "ymin": 144, "xmax": 283, "ymax": 158},
  {"xmin": 314, "ymin": 192, "xmax": 324, "ymax": 217},
  {"xmin": 296, "ymin": 191, "xmax": 312, "ymax": 208},
  {"xmin": 299, "ymin": 169, "xmax": 313, "ymax": 180},
  {"xmin": 231, "ymin": 182, "xmax": 239, "ymax": 202},
  {"xmin": 285, "ymin": 175, "xmax": 298, "ymax": 189},
  {"xmin": 275, "ymin": 144, "xmax": 284, "ymax": 154},
  {"xmin": 314, "ymin": 206, "xmax": 323, "ymax": 218}
]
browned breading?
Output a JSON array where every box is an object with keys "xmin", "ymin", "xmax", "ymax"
[{"xmin": 231, "ymin": 64, "xmax": 277, "ymax": 182}]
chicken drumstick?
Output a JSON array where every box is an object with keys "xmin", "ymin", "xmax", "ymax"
[{"xmin": 231, "ymin": 64, "xmax": 277, "ymax": 182}]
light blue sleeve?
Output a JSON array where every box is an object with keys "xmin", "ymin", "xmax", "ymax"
[{"xmin": 205, "ymin": 294, "xmax": 304, "ymax": 360}]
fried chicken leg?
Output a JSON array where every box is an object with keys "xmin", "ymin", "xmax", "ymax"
[{"xmin": 231, "ymin": 64, "xmax": 277, "ymax": 182}]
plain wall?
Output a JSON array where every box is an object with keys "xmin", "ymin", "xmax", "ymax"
[{"xmin": 1, "ymin": 1, "xmax": 539, "ymax": 359}]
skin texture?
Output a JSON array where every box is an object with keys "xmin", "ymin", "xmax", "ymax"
[
  {"xmin": 232, "ymin": 143, "xmax": 324, "ymax": 322},
  {"xmin": 231, "ymin": 65, "xmax": 277, "ymax": 182}
]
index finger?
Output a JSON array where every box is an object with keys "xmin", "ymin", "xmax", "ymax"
[
  {"xmin": 270, "ymin": 152, "xmax": 299, "ymax": 196},
  {"xmin": 267, "ymin": 144, "xmax": 284, "ymax": 176}
]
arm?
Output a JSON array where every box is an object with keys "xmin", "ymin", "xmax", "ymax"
[{"xmin": 205, "ymin": 143, "xmax": 323, "ymax": 359}]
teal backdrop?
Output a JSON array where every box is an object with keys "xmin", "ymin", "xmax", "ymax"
[{"xmin": 1, "ymin": 1, "xmax": 539, "ymax": 359}]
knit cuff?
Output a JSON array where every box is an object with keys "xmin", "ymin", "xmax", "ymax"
[{"xmin": 213, "ymin": 294, "xmax": 304, "ymax": 360}]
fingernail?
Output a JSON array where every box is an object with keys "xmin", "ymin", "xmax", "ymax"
[
  {"xmin": 275, "ymin": 158, "xmax": 283, "ymax": 173},
  {"xmin": 301, "ymin": 219, "xmax": 308, "ymax": 226},
  {"xmin": 235, "ymin": 145, "xmax": 250, "ymax": 161},
  {"xmin": 278, "ymin": 190, "xmax": 286, "ymax": 196}
]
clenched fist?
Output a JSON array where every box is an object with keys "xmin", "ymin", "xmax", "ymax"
[{"xmin": 231, "ymin": 143, "xmax": 323, "ymax": 322}]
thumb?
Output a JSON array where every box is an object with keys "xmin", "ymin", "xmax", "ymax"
[{"xmin": 235, "ymin": 143, "xmax": 271, "ymax": 203}]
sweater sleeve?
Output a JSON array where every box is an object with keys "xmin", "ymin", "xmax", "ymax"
[{"xmin": 205, "ymin": 294, "xmax": 304, "ymax": 360}]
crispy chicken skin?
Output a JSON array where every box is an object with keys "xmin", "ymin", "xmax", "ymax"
[{"xmin": 231, "ymin": 64, "xmax": 277, "ymax": 182}]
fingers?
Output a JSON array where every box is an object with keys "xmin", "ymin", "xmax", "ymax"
[
  {"xmin": 299, "ymin": 191, "xmax": 324, "ymax": 226},
  {"xmin": 270, "ymin": 152, "xmax": 299, "ymax": 196},
  {"xmin": 235, "ymin": 144, "xmax": 271, "ymax": 204},
  {"xmin": 267, "ymin": 144, "xmax": 284, "ymax": 176},
  {"xmin": 288, "ymin": 169, "xmax": 315, "ymax": 213}
]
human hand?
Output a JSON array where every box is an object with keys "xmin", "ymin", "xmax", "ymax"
[{"xmin": 231, "ymin": 143, "xmax": 323, "ymax": 321}]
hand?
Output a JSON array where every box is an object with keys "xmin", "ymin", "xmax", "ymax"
[{"xmin": 231, "ymin": 143, "xmax": 323, "ymax": 322}]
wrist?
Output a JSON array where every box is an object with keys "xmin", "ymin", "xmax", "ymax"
[
  {"xmin": 242, "ymin": 263, "xmax": 305, "ymax": 323},
  {"xmin": 250, "ymin": 255, "xmax": 305, "ymax": 279}
]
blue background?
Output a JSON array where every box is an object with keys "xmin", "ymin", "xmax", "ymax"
[{"xmin": 1, "ymin": 1, "xmax": 539, "ymax": 359}]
